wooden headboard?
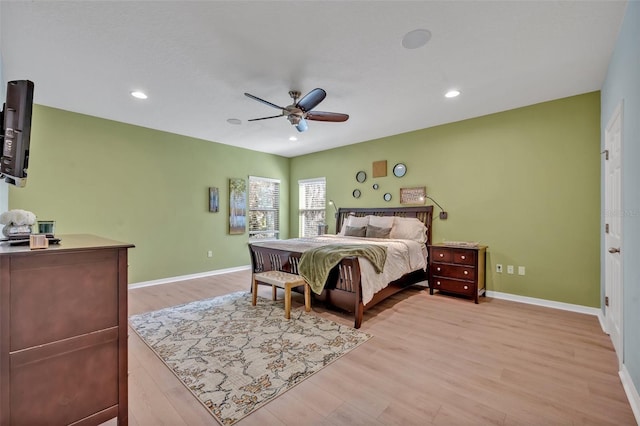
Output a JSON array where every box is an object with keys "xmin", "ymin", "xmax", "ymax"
[{"xmin": 336, "ymin": 205, "xmax": 434, "ymax": 247}]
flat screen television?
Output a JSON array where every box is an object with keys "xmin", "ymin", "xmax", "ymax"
[{"xmin": 0, "ymin": 80, "xmax": 34, "ymax": 187}]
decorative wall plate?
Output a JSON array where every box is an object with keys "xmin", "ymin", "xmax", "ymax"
[
  {"xmin": 383, "ymin": 193, "xmax": 392, "ymax": 202},
  {"xmin": 356, "ymin": 171, "xmax": 367, "ymax": 183},
  {"xmin": 372, "ymin": 183, "xmax": 379, "ymax": 190},
  {"xmin": 393, "ymin": 163, "xmax": 407, "ymax": 177},
  {"xmin": 353, "ymin": 189, "xmax": 361, "ymax": 198}
]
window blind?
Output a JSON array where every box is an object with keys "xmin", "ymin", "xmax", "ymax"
[
  {"xmin": 248, "ymin": 176, "xmax": 280, "ymax": 240},
  {"xmin": 298, "ymin": 177, "xmax": 326, "ymax": 237}
]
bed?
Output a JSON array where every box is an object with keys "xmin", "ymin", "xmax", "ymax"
[{"xmin": 248, "ymin": 205, "xmax": 433, "ymax": 328}]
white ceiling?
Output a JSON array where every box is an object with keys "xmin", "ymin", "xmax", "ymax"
[{"xmin": 0, "ymin": 1, "xmax": 627, "ymax": 158}]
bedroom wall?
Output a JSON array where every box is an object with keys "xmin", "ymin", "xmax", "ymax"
[
  {"xmin": 8, "ymin": 105, "xmax": 290, "ymax": 283},
  {"xmin": 291, "ymin": 92, "xmax": 601, "ymax": 307},
  {"xmin": 601, "ymin": 0, "xmax": 640, "ymax": 406}
]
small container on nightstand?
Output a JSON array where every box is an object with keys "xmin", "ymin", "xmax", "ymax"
[{"xmin": 428, "ymin": 243, "xmax": 487, "ymax": 303}]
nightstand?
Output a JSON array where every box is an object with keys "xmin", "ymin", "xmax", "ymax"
[{"xmin": 428, "ymin": 243, "xmax": 487, "ymax": 303}]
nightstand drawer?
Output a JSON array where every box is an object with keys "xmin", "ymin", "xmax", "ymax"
[
  {"xmin": 431, "ymin": 247, "xmax": 453, "ymax": 263},
  {"xmin": 431, "ymin": 278, "xmax": 475, "ymax": 296},
  {"xmin": 452, "ymin": 249, "xmax": 476, "ymax": 266},
  {"xmin": 432, "ymin": 263, "xmax": 476, "ymax": 281}
]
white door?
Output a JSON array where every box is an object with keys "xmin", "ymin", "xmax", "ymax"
[{"xmin": 604, "ymin": 101, "xmax": 623, "ymax": 365}]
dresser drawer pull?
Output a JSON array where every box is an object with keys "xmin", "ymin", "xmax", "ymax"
[
  {"xmin": 437, "ymin": 267, "xmax": 441, "ymax": 271},
  {"xmin": 436, "ymin": 281, "xmax": 441, "ymax": 286},
  {"xmin": 464, "ymin": 271, "xmax": 468, "ymax": 275},
  {"xmin": 439, "ymin": 253, "xmax": 444, "ymax": 257},
  {"xmin": 461, "ymin": 255, "xmax": 466, "ymax": 260},
  {"xmin": 464, "ymin": 285, "xmax": 469, "ymax": 290}
]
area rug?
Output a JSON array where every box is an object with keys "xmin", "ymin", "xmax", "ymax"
[{"xmin": 129, "ymin": 291, "xmax": 371, "ymax": 425}]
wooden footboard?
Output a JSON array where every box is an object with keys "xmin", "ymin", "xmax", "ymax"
[{"xmin": 248, "ymin": 243, "xmax": 364, "ymax": 326}]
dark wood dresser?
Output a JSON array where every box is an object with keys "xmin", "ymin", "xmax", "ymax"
[
  {"xmin": 0, "ymin": 234, "xmax": 134, "ymax": 425},
  {"xmin": 428, "ymin": 243, "xmax": 487, "ymax": 303}
]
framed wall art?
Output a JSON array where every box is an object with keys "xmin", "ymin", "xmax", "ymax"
[
  {"xmin": 229, "ymin": 178, "xmax": 247, "ymax": 234},
  {"xmin": 209, "ymin": 187, "xmax": 219, "ymax": 212},
  {"xmin": 400, "ymin": 186, "xmax": 426, "ymax": 205}
]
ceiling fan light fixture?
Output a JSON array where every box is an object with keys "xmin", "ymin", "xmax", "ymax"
[
  {"xmin": 445, "ymin": 89, "xmax": 461, "ymax": 98},
  {"xmin": 402, "ymin": 29, "xmax": 432, "ymax": 49}
]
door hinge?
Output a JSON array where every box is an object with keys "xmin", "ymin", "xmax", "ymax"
[
  {"xmin": 605, "ymin": 223, "xmax": 609, "ymax": 233},
  {"xmin": 605, "ymin": 296, "xmax": 609, "ymax": 307},
  {"xmin": 602, "ymin": 149, "xmax": 609, "ymax": 160}
]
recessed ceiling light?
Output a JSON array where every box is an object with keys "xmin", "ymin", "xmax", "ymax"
[
  {"xmin": 130, "ymin": 91, "xmax": 148, "ymax": 99},
  {"xmin": 402, "ymin": 29, "xmax": 432, "ymax": 49},
  {"xmin": 227, "ymin": 118, "xmax": 242, "ymax": 125},
  {"xmin": 289, "ymin": 136, "xmax": 298, "ymax": 142},
  {"xmin": 445, "ymin": 89, "xmax": 461, "ymax": 98}
]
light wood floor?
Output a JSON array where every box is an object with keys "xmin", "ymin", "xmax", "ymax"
[{"xmin": 121, "ymin": 269, "xmax": 636, "ymax": 425}]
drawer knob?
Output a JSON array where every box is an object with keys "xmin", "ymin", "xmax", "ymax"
[
  {"xmin": 461, "ymin": 255, "xmax": 466, "ymax": 260},
  {"xmin": 464, "ymin": 271, "xmax": 468, "ymax": 275},
  {"xmin": 464, "ymin": 285, "xmax": 469, "ymax": 290},
  {"xmin": 436, "ymin": 281, "xmax": 441, "ymax": 286},
  {"xmin": 437, "ymin": 267, "xmax": 441, "ymax": 271},
  {"xmin": 439, "ymin": 253, "xmax": 444, "ymax": 257}
]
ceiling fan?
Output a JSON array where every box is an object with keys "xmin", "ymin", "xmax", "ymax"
[{"xmin": 244, "ymin": 88, "xmax": 349, "ymax": 133}]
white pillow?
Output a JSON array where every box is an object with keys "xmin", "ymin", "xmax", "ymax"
[
  {"xmin": 390, "ymin": 217, "xmax": 427, "ymax": 243},
  {"xmin": 339, "ymin": 214, "xmax": 370, "ymax": 235},
  {"xmin": 368, "ymin": 215, "xmax": 395, "ymax": 229}
]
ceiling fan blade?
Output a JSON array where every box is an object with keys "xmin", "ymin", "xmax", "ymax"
[
  {"xmin": 296, "ymin": 118, "xmax": 308, "ymax": 132},
  {"xmin": 247, "ymin": 114, "xmax": 283, "ymax": 122},
  {"xmin": 296, "ymin": 88, "xmax": 326, "ymax": 112},
  {"xmin": 244, "ymin": 92, "xmax": 285, "ymax": 110},
  {"xmin": 306, "ymin": 111, "xmax": 349, "ymax": 122}
]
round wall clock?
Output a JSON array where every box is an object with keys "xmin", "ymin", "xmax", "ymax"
[
  {"xmin": 393, "ymin": 163, "xmax": 407, "ymax": 177},
  {"xmin": 356, "ymin": 171, "xmax": 367, "ymax": 183},
  {"xmin": 353, "ymin": 189, "xmax": 361, "ymax": 198},
  {"xmin": 383, "ymin": 193, "xmax": 392, "ymax": 202}
]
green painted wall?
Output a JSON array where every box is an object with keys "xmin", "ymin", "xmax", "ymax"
[
  {"xmin": 9, "ymin": 105, "xmax": 290, "ymax": 283},
  {"xmin": 291, "ymin": 92, "xmax": 601, "ymax": 307},
  {"xmin": 9, "ymin": 94, "xmax": 600, "ymax": 307}
]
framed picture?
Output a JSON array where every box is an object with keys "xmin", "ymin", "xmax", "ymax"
[
  {"xmin": 400, "ymin": 186, "xmax": 426, "ymax": 205},
  {"xmin": 209, "ymin": 187, "xmax": 219, "ymax": 212},
  {"xmin": 229, "ymin": 178, "xmax": 247, "ymax": 235}
]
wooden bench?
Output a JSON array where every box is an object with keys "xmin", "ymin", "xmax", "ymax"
[{"xmin": 252, "ymin": 270, "xmax": 311, "ymax": 319}]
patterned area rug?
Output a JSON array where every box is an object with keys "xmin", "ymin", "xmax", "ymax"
[{"xmin": 129, "ymin": 291, "xmax": 371, "ymax": 425}]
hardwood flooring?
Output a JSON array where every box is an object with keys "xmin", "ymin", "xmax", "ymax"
[{"xmin": 119, "ymin": 269, "xmax": 636, "ymax": 425}]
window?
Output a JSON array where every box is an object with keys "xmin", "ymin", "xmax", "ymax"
[
  {"xmin": 299, "ymin": 177, "xmax": 326, "ymax": 237},
  {"xmin": 248, "ymin": 176, "xmax": 280, "ymax": 240}
]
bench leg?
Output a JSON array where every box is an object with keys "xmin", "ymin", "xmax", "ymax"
[
  {"xmin": 272, "ymin": 285, "xmax": 277, "ymax": 301},
  {"xmin": 284, "ymin": 285, "xmax": 291, "ymax": 319},
  {"xmin": 252, "ymin": 278, "xmax": 258, "ymax": 306},
  {"xmin": 304, "ymin": 283, "xmax": 311, "ymax": 312}
]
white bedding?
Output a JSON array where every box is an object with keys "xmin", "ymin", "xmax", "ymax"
[{"xmin": 251, "ymin": 235, "xmax": 427, "ymax": 305}]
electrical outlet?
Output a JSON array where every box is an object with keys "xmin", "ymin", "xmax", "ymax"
[
  {"xmin": 496, "ymin": 264, "xmax": 503, "ymax": 273},
  {"xmin": 507, "ymin": 265, "xmax": 514, "ymax": 274},
  {"xmin": 207, "ymin": 250, "xmax": 213, "ymax": 258},
  {"xmin": 518, "ymin": 266, "xmax": 525, "ymax": 275}
]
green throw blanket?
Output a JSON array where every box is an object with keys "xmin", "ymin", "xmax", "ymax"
[{"xmin": 298, "ymin": 244, "xmax": 387, "ymax": 295}]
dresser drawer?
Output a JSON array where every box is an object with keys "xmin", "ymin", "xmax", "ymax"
[
  {"xmin": 431, "ymin": 277, "xmax": 475, "ymax": 296},
  {"xmin": 431, "ymin": 247, "xmax": 453, "ymax": 262},
  {"xmin": 432, "ymin": 263, "xmax": 476, "ymax": 281},
  {"xmin": 452, "ymin": 249, "xmax": 476, "ymax": 265}
]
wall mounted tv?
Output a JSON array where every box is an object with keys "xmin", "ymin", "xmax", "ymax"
[{"xmin": 0, "ymin": 80, "xmax": 34, "ymax": 187}]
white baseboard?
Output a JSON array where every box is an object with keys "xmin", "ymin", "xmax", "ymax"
[
  {"xmin": 129, "ymin": 265, "xmax": 251, "ymax": 289},
  {"xmin": 485, "ymin": 290, "xmax": 601, "ymax": 317},
  {"xmin": 620, "ymin": 364, "xmax": 640, "ymax": 424}
]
